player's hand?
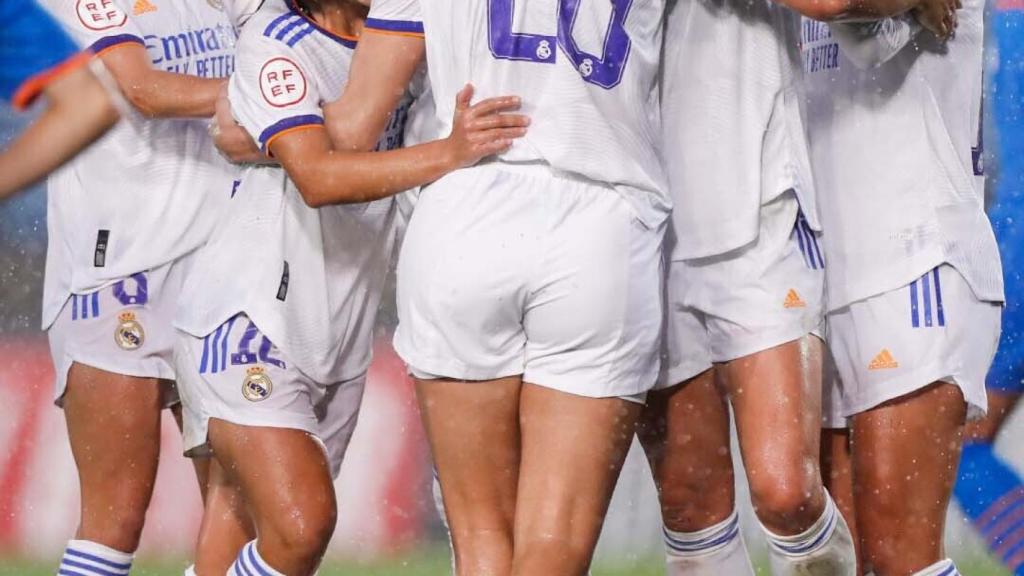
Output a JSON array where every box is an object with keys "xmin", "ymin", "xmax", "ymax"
[
  {"xmin": 914, "ymin": 0, "xmax": 960, "ymax": 39},
  {"xmin": 445, "ymin": 84, "xmax": 530, "ymax": 169},
  {"xmin": 211, "ymin": 84, "xmax": 272, "ymax": 165}
]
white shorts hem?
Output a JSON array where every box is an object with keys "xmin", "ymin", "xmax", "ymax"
[
  {"xmin": 841, "ymin": 363, "xmax": 987, "ymax": 421},
  {"xmin": 711, "ymin": 320, "xmax": 819, "ymax": 364}
]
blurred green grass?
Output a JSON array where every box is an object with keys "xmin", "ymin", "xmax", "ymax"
[{"xmin": 0, "ymin": 550, "xmax": 1010, "ymax": 575}]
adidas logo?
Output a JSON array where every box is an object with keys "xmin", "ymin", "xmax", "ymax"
[
  {"xmin": 868, "ymin": 349, "xmax": 899, "ymax": 370},
  {"xmin": 783, "ymin": 289, "xmax": 807, "ymax": 309},
  {"xmin": 133, "ymin": 0, "xmax": 157, "ymax": 15}
]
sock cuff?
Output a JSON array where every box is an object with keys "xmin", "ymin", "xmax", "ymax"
[
  {"xmin": 664, "ymin": 509, "xmax": 741, "ymax": 557},
  {"xmin": 184, "ymin": 565, "xmax": 197, "ymax": 576},
  {"xmin": 762, "ymin": 491, "xmax": 838, "ymax": 557},
  {"xmin": 910, "ymin": 558, "xmax": 958, "ymax": 576},
  {"xmin": 233, "ymin": 540, "xmax": 286, "ymax": 576},
  {"xmin": 61, "ymin": 539, "xmax": 134, "ymax": 575}
]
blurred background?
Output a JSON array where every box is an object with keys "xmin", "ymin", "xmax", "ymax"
[{"xmin": 0, "ymin": 18, "xmax": 1021, "ymax": 576}]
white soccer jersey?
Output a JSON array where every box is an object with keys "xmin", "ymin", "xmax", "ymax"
[
  {"xmin": 39, "ymin": 0, "xmax": 238, "ymax": 328},
  {"xmin": 174, "ymin": 0, "xmax": 406, "ymax": 384},
  {"xmin": 661, "ymin": 0, "xmax": 816, "ymax": 259},
  {"xmin": 799, "ymin": 3, "xmax": 1003, "ymax": 310},
  {"xmin": 366, "ymin": 0, "xmax": 670, "ymax": 227}
]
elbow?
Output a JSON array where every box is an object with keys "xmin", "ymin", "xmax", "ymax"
[
  {"xmin": 297, "ymin": 186, "xmax": 330, "ymax": 208},
  {"xmin": 120, "ymin": 84, "xmax": 160, "ymax": 118}
]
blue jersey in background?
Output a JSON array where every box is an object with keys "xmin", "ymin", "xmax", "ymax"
[{"xmin": 0, "ymin": 0, "xmax": 82, "ymax": 108}]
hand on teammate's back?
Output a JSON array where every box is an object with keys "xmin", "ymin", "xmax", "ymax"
[
  {"xmin": 445, "ymin": 84, "xmax": 530, "ymax": 169},
  {"xmin": 915, "ymin": 0, "xmax": 961, "ymax": 39}
]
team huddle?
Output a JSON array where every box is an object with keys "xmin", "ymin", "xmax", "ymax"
[{"xmin": 0, "ymin": 0, "xmax": 1008, "ymax": 574}]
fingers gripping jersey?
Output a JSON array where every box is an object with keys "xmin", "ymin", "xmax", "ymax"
[
  {"xmin": 367, "ymin": 0, "xmax": 671, "ymax": 227},
  {"xmin": 0, "ymin": 0, "xmax": 84, "ymax": 109},
  {"xmin": 661, "ymin": 0, "xmax": 816, "ymax": 259},
  {"xmin": 175, "ymin": 0, "xmax": 406, "ymax": 383},
  {"xmin": 39, "ymin": 0, "xmax": 239, "ymax": 329},
  {"xmin": 799, "ymin": 5, "xmax": 1003, "ymax": 310}
]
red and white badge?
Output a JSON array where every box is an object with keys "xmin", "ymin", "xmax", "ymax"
[
  {"xmin": 259, "ymin": 58, "xmax": 307, "ymax": 108},
  {"xmin": 76, "ymin": 0, "xmax": 128, "ymax": 31}
]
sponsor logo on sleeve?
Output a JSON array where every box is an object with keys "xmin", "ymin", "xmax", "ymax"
[
  {"xmin": 76, "ymin": 0, "xmax": 128, "ymax": 31},
  {"xmin": 259, "ymin": 57, "xmax": 307, "ymax": 108}
]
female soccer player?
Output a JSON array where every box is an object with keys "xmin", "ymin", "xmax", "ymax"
[
  {"xmin": 174, "ymin": 1, "xmax": 528, "ymax": 574},
  {"xmin": 316, "ymin": 1, "xmax": 668, "ymax": 574},
  {"xmin": 0, "ymin": 0, "xmax": 121, "ymax": 198},
  {"xmin": 952, "ymin": 3, "xmax": 1024, "ymax": 572},
  {"xmin": 38, "ymin": 0, "xmax": 238, "ymax": 572},
  {"xmin": 803, "ymin": 5, "xmax": 1001, "ymax": 575}
]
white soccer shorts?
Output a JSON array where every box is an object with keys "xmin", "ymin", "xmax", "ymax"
[
  {"xmin": 47, "ymin": 255, "xmax": 193, "ymax": 406},
  {"xmin": 394, "ymin": 164, "xmax": 665, "ymax": 399},
  {"xmin": 659, "ymin": 191, "xmax": 825, "ymax": 389},
  {"xmin": 825, "ymin": 264, "xmax": 1001, "ymax": 425},
  {"xmin": 175, "ymin": 314, "xmax": 364, "ymax": 477}
]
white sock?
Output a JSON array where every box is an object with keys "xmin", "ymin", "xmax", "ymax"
[
  {"xmin": 183, "ymin": 565, "xmax": 196, "ymax": 576},
  {"xmin": 229, "ymin": 541, "xmax": 285, "ymax": 576},
  {"xmin": 908, "ymin": 559, "xmax": 959, "ymax": 576},
  {"xmin": 59, "ymin": 539, "xmax": 133, "ymax": 576},
  {"xmin": 762, "ymin": 492, "xmax": 857, "ymax": 576},
  {"xmin": 663, "ymin": 509, "xmax": 755, "ymax": 575}
]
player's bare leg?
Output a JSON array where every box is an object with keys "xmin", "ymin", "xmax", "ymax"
[
  {"xmin": 725, "ymin": 337, "xmax": 825, "ymax": 530},
  {"xmin": 724, "ymin": 335, "xmax": 855, "ymax": 574},
  {"xmin": 637, "ymin": 368, "xmax": 754, "ymax": 575},
  {"xmin": 820, "ymin": 427, "xmax": 860, "ymax": 572},
  {"xmin": 63, "ymin": 363, "xmax": 164, "ymax": 555},
  {"xmin": 852, "ymin": 383, "xmax": 966, "ymax": 575},
  {"xmin": 510, "ymin": 383, "xmax": 640, "ymax": 576},
  {"xmin": 416, "ymin": 376, "xmax": 522, "ymax": 576},
  {"xmin": 193, "ymin": 459, "xmax": 255, "ymax": 575},
  {"xmin": 208, "ymin": 421, "xmax": 336, "ymax": 576}
]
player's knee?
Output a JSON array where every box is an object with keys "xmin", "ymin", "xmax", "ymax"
[
  {"xmin": 659, "ymin": 474, "xmax": 735, "ymax": 533},
  {"xmin": 512, "ymin": 533, "xmax": 590, "ymax": 574},
  {"xmin": 748, "ymin": 465, "xmax": 822, "ymax": 530},
  {"xmin": 261, "ymin": 503, "xmax": 337, "ymax": 563}
]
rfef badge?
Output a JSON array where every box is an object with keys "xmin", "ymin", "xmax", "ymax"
[{"xmin": 114, "ymin": 311, "xmax": 145, "ymax": 350}]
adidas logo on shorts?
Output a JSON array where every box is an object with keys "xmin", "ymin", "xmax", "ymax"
[
  {"xmin": 868, "ymin": 349, "xmax": 899, "ymax": 370},
  {"xmin": 783, "ymin": 289, "xmax": 807, "ymax": 309}
]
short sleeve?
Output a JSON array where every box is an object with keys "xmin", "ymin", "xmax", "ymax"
[
  {"xmin": 38, "ymin": 0, "xmax": 146, "ymax": 56},
  {"xmin": 229, "ymin": 34, "xmax": 324, "ymax": 153},
  {"xmin": 366, "ymin": 0, "xmax": 423, "ymax": 37},
  {"xmin": 0, "ymin": 0, "xmax": 87, "ymax": 108}
]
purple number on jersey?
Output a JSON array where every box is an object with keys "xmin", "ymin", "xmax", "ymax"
[
  {"xmin": 487, "ymin": 0, "xmax": 634, "ymax": 89},
  {"xmin": 112, "ymin": 273, "xmax": 149, "ymax": 306}
]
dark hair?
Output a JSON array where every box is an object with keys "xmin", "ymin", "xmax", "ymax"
[{"xmin": 293, "ymin": 0, "xmax": 322, "ymax": 16}]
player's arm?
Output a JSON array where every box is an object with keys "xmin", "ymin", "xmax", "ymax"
[
  {"xmin": 270, "ymin": 85, "xmax": 527, "ymax": 207},
  {"xmin": 829, "ymin": 16, "xmax": 922, "ymax": 69},
  {"xmin": 778, "ymin": 0, "xmax": 957, "ymax": 34},
  {"xmin": 98, "ymin": 42, "xmax": 224, "ymax": 118},
  {"xmin": 0, "ymin": 59, "xmax": 120, "ymax": 198},
  {"xmin": 322, "ymin": 30, "xmax": 425, "ymax": 152}
]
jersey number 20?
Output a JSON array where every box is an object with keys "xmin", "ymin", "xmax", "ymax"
[{"xmin": 487, "ymin": 0, "xmax": 634, "ymax": 89}]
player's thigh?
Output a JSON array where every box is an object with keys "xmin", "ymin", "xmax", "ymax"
[
  {"xmin": 414, "ymin": 376, "xmax": 522, "ymax": 572},
  {"xmin": 522, "ymin": 186, "xmax": 664, "ymax": 400},
  {"xmin": 850, "ymin": 383, "xmax": 966, "ymax": 568},
  {"xmin": 639, "ymin": 367, "xmax": 736, "ymax": 530},
  {"xmin": 514, "ymin": 384, "xmax": 642, "ymax": 558}
]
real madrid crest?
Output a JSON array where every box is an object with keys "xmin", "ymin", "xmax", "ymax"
[
  {"xmin": 114, "ymin": 311, "xmax": 145, "ymax": 350},
  {"xmin": 242, "ymin": 366, "xmax": 273, "ymax": 402}
]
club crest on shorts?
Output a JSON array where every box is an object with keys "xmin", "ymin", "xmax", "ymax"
[
  {"xmin": 242, "ymin": 366, "xmax": 273, "ymax": 402},
  {"xmin": 114, "ymin": 311, "xmax": 145, "ymax": 350}
]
